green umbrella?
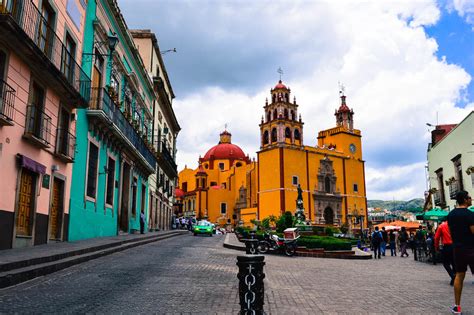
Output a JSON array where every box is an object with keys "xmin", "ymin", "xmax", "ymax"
[{"xmin": 423, "ymin": 208, "xmax": 449, "ymax": 221}]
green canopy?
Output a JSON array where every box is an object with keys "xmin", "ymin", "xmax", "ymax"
[
  {"xmin": 469, "ymin": 206, "xmax": 474, "ymax": 212},
  {"xmin": 423, "ymin": 208, "xmax": 449, "ymax": 221}
]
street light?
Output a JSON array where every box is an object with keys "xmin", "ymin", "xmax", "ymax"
[
  {"xmin": 83, "ymin": 33, "xmax": 119, "ymax": 61},
  {"xmin": 161, "ymin": 48, "xmax": 176, "ymax": 55}
]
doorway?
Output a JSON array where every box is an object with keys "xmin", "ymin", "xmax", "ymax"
[
  {"xmin": 324, "ymin": 207, "xmax": 334, "ymax": 225},
  {"xmin": 15, "ymin": 169, "xmax": 37, "ymax": 237},
  {"xmin": 119, "ymin": 162, "xmax": 131, "ymax": 232},
  {"xmin": 49, "ymin": 177, "xmax": 64, "ymax": 240}
]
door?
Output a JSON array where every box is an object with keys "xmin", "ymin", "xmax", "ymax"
[
  {"xmin": 57, "ymin": 108, "xmax": 70, "ymax": 155},
  {"xmin": 16, "ymin": 169, "xmax": 36, "ymax": 236},
  {"xmin": 119, "ymin": 162, "xmax": 130, "ymax": 232},
  {"xmin": 0, "ymin": 50, "xmax": 6, "ymax": 114},
  {"xmin": 324, "ymin": 207, "xmax": 334, "ymax": 225},
  {"xmin": 49, "ymin": 178, "xmax": 64, "ymax": 240},
  {"xmin": 37, "ymin": 1, "xmax": 55, "ymax": 57},
  {"xmin": 91, "ymin": 54, "xmax": 103, "ymax": 109}
]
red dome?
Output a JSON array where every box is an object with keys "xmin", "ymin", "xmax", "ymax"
[
  {"xmin": 175, "ymin": 188, "xmax": 184, "ymax": 198},
  {"xmin": 202, "ymin": 143, "xmax": 247, "ymax": 161},
  {"xmin": 274, "ymin": 80, "xmax": 287, "ymax": 89}
]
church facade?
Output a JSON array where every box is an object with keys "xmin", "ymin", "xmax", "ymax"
[{"xmin": 177, "ymin": 80, "xmax": 368, "ymax": 228}]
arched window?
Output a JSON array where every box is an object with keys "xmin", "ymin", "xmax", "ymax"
[
  {"xmin": 263, "ymin": 130, "xmax": 269, "ymax": 145},
  {"xmin": 324, "ymin": 207, "xmax": 334, "ymax": 225},
  {"xmin": 188, "ymin": 200, "xmax": 191, "ymax": 211},
  {"xmin": 290, "ymin": 110, "xmax": 294, "ymax": 120},
  {"xmin": 236, "ymin": 162, "xmax": 242, "ymax": 167},
  {"xmin": 272, "ymin": 95, "xmax": 275, "ymax": 103},
  {"xmin": 285, "ymin": 93, "xmax": 289, "ymax": 102},
  {"xmin": 285, "ymin": 127, "xmax": 291, "ymax": 138},
  {"xmin": 271, "ymin": 128, "xmax": 277, "ymax": 142},
  {"xmin": 273, "ymin": 109, "xmax": 277, "ymax": 120},
  {"xmin": 325, "ymin": 176, "xmax": 331, "ymax": 193},
  {"xmin": 267, "ymin": 112, "xmax": 271, "ymax": 122},
  {"xmin": 294, "ymin": 129, "xmax": 300, "ymax": 140},
  {"xmin": 284, "ymin": 108, "xmax": 288, "ymax": 119}
]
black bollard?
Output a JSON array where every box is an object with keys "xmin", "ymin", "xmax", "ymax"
[
  {"xmin": 237, "ymin": 255, "xmax": 265, "ymax": 315},
  {"xmin": 244, "ymin": 239, "xmax": 259, "ymax": 254}
]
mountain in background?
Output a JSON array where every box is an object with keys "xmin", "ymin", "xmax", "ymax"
[{"xmin": 367, "ymin": 199, "xmax": 424, "ymax": 212}]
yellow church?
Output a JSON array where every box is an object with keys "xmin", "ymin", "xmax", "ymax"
[{"xmin": 176, "ymin": 79, "xmax": 368, "ymax": 229}]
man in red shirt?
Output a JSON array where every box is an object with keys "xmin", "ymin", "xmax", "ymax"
[{"xmin": 434, "ymin": 219, "xmax": 455, "ymax": 285}]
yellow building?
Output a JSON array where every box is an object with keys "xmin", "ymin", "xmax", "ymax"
[{"xmin": 178, "ymin": 80, "xmax": 368, "ymax": 229}]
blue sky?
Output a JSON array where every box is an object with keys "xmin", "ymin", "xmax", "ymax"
[{"xmin": 121, "ymin": 0, "xmax": 474, "ymax": 200}]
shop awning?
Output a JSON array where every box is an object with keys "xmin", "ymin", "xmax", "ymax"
[{"xmin": 17, "ymin": 154, "xmax": 46, "ymax": 174}]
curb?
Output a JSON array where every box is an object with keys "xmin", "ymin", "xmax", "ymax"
[{"xmin": 0, "ymin": 231, "xmax": 184, "ymax": 289}]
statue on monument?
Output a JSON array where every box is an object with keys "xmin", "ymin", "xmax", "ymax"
[{"xmin": 295, "ymin": 184, "xmax": 306, "ymax": 224}]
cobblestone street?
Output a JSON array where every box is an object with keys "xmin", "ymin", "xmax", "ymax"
[{"xmin": 0, "ymin": 234, "xmax": 473, "ymax": 314}]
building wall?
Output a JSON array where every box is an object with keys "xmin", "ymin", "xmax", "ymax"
[
  {"xmin": 0, "ymin": 0, "xmax": 87, "ymax": 248},
  {"xmin": 428, "ymin": 111, "xmax": 474, "ymax": 210}
]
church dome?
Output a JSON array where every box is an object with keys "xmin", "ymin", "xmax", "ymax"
[
  {"xmin": 202, "ymin": 130, "xmax": 247, "ymax": 161},
  {"xmin": 274, "ymin": 80, "xmax": 287, "ymax": 90},
  {"xmin": 202, "ymin": 143, "xmax": 246, "ymax": 161}
]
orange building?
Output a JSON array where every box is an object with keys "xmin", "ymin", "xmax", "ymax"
[{"xmin": 177, "ymin": 80, "xmax": 368, "ymax": 228}]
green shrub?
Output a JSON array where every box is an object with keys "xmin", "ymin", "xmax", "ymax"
[
  {"xmin": 276, "ymin": 211, "xmax": 295, "ymax": 233},
  {"xmin": 298, "ymin": 235, "xmax": 352, "ymax": 250},
  {"xmin": 324, "ymin": 226, "xmax": 341, "ymax": 236}
]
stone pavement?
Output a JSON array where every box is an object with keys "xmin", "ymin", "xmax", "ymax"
[{"xmin": 0, "ymin": 232, "xmax": 472, "ymax": 314}]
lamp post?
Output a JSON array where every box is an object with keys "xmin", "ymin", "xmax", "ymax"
[{"xmin": 82, "ymin": 33, "xmax": 119, "ymax": 62}]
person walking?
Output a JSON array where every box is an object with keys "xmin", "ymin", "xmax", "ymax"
[
  {"xmin": 399, "ymin": 227, "xmax": 409, "ymax": 257},
  {"xmin": 389, "ymin": 230, "xmax": 397, "ymax": 256},
  {"xmin": 434, "ymin": 219, "xmax": 455, "ymax": 285},
  {"xmin": 447, "ymin": 190, "xmax": 474, "ymax": 314},
  {"xmin": 372, "ymin": 227, "xmax": 383, "ymax": 259},
  {"xmin": 140, "ymin": 211, "xmax": 146, "ymax": 234},
  {"xmin": 381, "ymin": 227, "xmax": 388, "ymax": 256}
]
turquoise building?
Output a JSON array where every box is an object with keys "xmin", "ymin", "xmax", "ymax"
[{"xmin": 69, "ymin": 0, "xmax": 156, "ymax": 241}]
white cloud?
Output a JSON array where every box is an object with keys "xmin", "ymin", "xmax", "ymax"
[
  {"xmin": 126, "ymin": 0, "xmax": 473, "ymax": 200},
  {"xmin": 446, "ymin": 0, "xmax": 474, "ymax": 26}
]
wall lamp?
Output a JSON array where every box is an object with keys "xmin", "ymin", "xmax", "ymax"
[
  {"xmin": 161, "ymin": 48, "xmax": 177, "ymax": 55},
  {"xmin": 83, "ymin": 33, "xmax": 119, "ymax": 59}
]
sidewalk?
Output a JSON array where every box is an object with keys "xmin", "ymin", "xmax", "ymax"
[{"xmin": 0, "ymin": 229, "xmax": 186, "ymax": 288}]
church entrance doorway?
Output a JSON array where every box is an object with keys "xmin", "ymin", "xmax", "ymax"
[{"xmin": 324, "ymin": 207, "xmax": 334, "ymax": 225}]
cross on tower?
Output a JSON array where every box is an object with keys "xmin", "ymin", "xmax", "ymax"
[{"xmin": 277, "ymin": 67, "xmax": 284, "ymax": 80}]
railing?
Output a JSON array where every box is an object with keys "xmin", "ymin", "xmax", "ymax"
[
  {"xmin": 56, "ymin": 128, "xmax": 76, "ymax": 160},
  {"xmin": 449, "ymin": 181, "xmax": 460, "ymax": 199},
  {"xmin": 0, "ymin": 78, "xmax": 15, "ymax": 123},
  {"xmin": 89, "ymin": 87, "xmax": 156, "ymax": 169},
  {"xmin": 0, "ymin": 0, "xmax": 91, "ymax": 102},
  {"xmin": 433, "ymin": 191, "xmax": 442, "ymax": 206},
  {"xmin": 161, "ymin": 141, "xmax": 178, "ymax": 172},
  {"xmin": 25, "ymin": 104, "xmax": 52, "ymax": 145}
]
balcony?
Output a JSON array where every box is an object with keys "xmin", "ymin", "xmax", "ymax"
[
  {"xmin": 0, "ymin": 78, "xmax": 15, "ymax": 126},
  {"xmin": 0, "ymin": 0, "xmax": 91, "ymax": 106},
  {"xmin": 156, "ymin": 141, "xmax": 178, "ymax": 178},
  {"xmin": 55, "ymin": 128, "xmax": 76, "ymax": 162},
  {"xmin": 433, "ymin": 191, "xmax": 445, "ymax": 207},
  {"xmin": 24, "ymin": 104, "xmax": 52, "ymax": 147},
  {"xmin": 87, "ymin": 87, "xmax": 156, "ymax": 173},
  {"xmin": 449, "ymin": 180, "xmax": 460, "ymax": 200}
]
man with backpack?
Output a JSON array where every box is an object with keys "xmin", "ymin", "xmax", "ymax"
[{"xmin": 372, "ymin": 227, "xmax": 383, "ymax": 259}]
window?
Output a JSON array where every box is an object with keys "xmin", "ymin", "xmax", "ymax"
[
  {"xmin": 105, "ymin": 156, "xmax": 115, "ymax": 206},
  {"xmin": 222, "ymin": 183, "xmax": 226, "ymax": 189},
  {"xmin": 182, "ymin": 182, "xmax": 187, "ymax": 192},
  {"xmin": 86, "ymin": 141, "xmax": 99, "ymax": 198},
  {"xmin": 263, "ymin": 130, "xmax": 269, "ymax": 145},
  {"xmin": 220, "ymin": 203, "xmax": 227, "ymax": 214},
  {"xmin": 285, "ymin": 127, "xmax": 291, "ymax": 139},
  {"xmin": 219, "ymin": 162, "xmax": 225, "ymax": 171},
  {"xmin": 271, "ymin": 128, "xmax": 277, "ymax": 142},
  {"xmin": 294, "ymin": 129, "xmax": 300, "ymax": 140},
  {"xmin": 210, "ymin": 181, "xmax": 217, "ymax": 187},
  {"xmin": 353, "ymin": 183, "xmax": 358, "ymax": 193},
  {"xmin": 141, "ymin": 183, "xmax": 146, "ymax": 215},
  {"xmin": 292, "ymin": 176, "xmax": 298, "ymax": 186},
  {"xmin": 37, "ymin": 1, "xmax": 55, "ymax": 57},
  {"xmin": 61, "ymin": 33, "xmax": 76, "ymax": 82},
  {"xmin": 325, "ymin": 176, "xmax": 331, "ymax": 193},
  {"xmin": 452, "ymin": 156, "xmax": 464, "ymax": 191}
]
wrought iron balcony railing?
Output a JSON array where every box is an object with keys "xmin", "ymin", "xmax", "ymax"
[
  {"xmin": 433, "ymin": 190, "xmax": 445, "ymax": 207},
  {"xmin": 25, "ymin": 104, "xmax": 52, "ymax": 146},
  {"xmin": 0, "ymin": 0, "xmax": 91, "ymax": 103},
  {"xmin": 89, "ymin": 87, "xmax": 156, "ymax": 169},
  {"xmin": 0, "ymin": 78, "xmax": 15, "ymax": 125},
  {"xmin": 55, "ymin": 128, "xmax": 76, "ymax": 161}
]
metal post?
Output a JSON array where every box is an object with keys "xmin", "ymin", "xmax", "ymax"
[
  {"xmin": 237, "ymin": 255, "xmax": 265, "ymax": 315},
  {"xmin": 244, "ymin": 239, "xmax": 259, "ymax": 254}
]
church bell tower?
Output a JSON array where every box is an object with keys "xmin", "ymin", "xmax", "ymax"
[{"xmin": 259, "ymin": 80, "xmax": 304, "ymax": 149}]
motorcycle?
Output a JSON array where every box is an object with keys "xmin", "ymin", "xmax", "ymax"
[{"xmin": 257, "ymin": 231, "xmax": 299, "ymax": 257}]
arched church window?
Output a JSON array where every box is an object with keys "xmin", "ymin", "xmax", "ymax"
[
  {"xmin": 285, "ymin": 127, "xmax": 291, "ymax": 138},
  {"xmin": 273, "ymin": 109, "xmax": 277, "ymax": 120},
  {"xmin": 290, "ymin": 110, "xmax": 294, "ymax": 120},
  {"xmin": 188, "ymin": 200, "xmax": 191, "ymax": 210},
  {"xmin": 272, "ymin": 95, "xmax": 275, "ymax": 103},
  {"xmin": 271, "ymin": 128, "xmax": 277, "ymax": 142},
  {"xmin": 267, "ymin": 112, "xmax": 271, "ymax": 122},
  {"xmin": 285, "ymin": 93, "xmax": 289, "ymax": 102},
  {"xmin": 284, "ymin": 109, "xmax": 288, "ymax": 119},
  {"xmin": 263, "ymin": 130, "xmax": 269, "ymax": 145},
  {"xmin": 294, "ymin": 129, "xmax": 300, "ymax": 140},
  {"xmin": 325, "ymin": 176, "xmax": 331, "ymax": 193}
]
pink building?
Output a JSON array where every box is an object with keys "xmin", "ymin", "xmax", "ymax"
[{"xmin": 0, "ymin": 0, "xmax": 90, "ymax": 249}]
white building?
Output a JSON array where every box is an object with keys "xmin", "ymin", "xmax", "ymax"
[{"xmin": 427, "ymin": 111, "xmax": 474, "ymax": 210}]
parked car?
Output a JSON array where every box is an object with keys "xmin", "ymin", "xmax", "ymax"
[{"xmin": 193, "ymin": 221, "xmax": 213, "ymax": 236}]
